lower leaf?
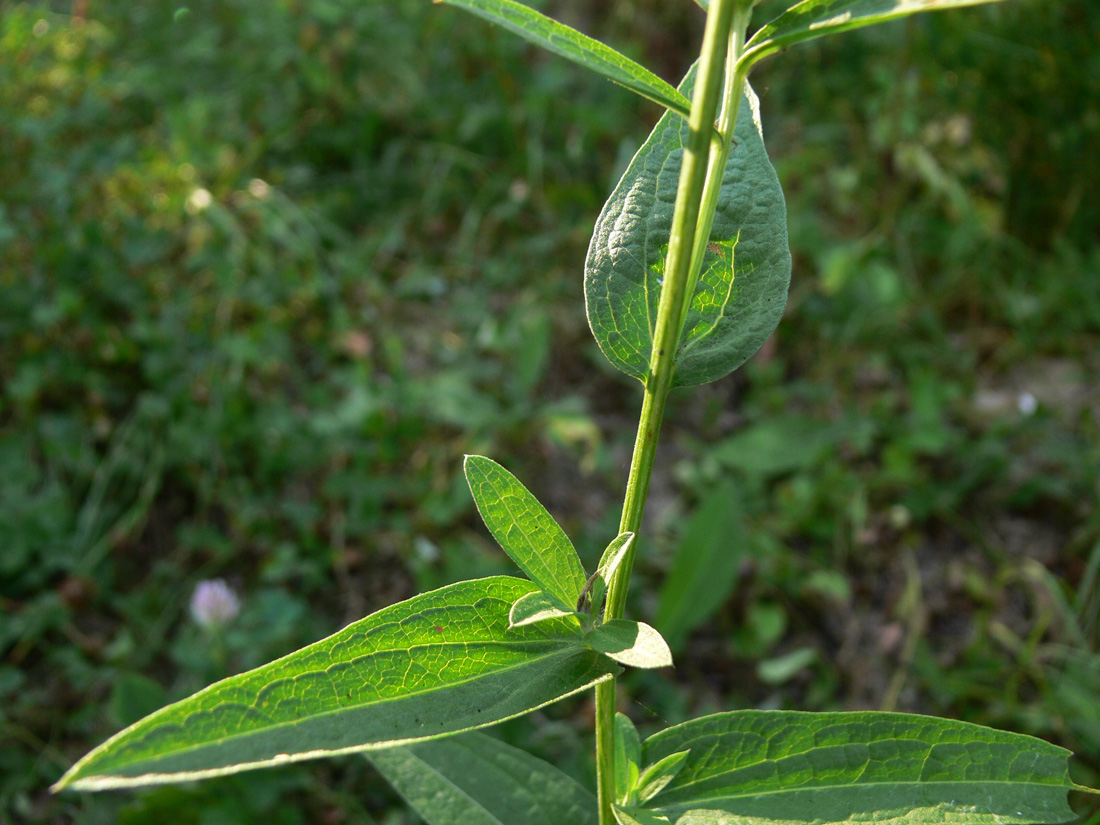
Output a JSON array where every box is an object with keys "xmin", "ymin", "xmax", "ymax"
[
  {"xmin": 53, "ymin": 577, "xmax": 618, "ymax": 792},
  {"xmin": 369, "ymin": 731, "xmax": 597, "ymax": 825},
  {"xmin": 637, "ymin": 710, "xmax": 1090, "ymax": 825}
]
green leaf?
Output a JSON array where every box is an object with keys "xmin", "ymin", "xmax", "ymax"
[
  {"xmin": 639, "ymin": 710, "xmax": 1087, "ymax": 824},
  {"xmin": 615, "ymin": 712, "xmax": 643, "ymax": 804},
  {"xmin": 615, "ymin": 805, "xmax": 671, "ymax": 825},
  {"xmin": 586, "ymin": 532, "xmax": 636, "ymax": 617},
  {"xmin": 755, "ymin": 646, "xmax": 817, "ymax": 685},
  {"xmin": 585, "ymin": 68, "xmax": 790, "ymax": 387},
  {"xmin": 741, "ymin": 0, "xmax": 1009, "ymax": 71},
  {"xmin": 587, "ymin": 619, "xmax": 673, "ymax": 670},
  {"xmin": 654, "ymin": 481, "xmax": 746, "ymax": 652},
  {"xmin": 436, "ymin": 0, "xmax": 691, "ymax": 120},
  {"xmin": 510, "ymin": 589, "xmax": 581, "ymax": 628},
  {"xmin": 636, "ymin": 750, "xmax": 690, "ymax": 804},
  {"xmin": 368, "ymin": 732, "xmax": 598, "ymax": 825},
  {"xmin": 464, "ymin": 455, "xmax": 588, "ymax": 613},
  {"xmin": 53, "ymin": 577, "xmax": 618, "ymax": 792}
]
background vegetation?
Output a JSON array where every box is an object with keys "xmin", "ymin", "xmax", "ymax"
[{"xmin": 1, "ymin": 0, "xmax": 1098, "ymax": 822}]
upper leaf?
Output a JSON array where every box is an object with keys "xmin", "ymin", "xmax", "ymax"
[
  {"xmin": 742, "ymin": 0, "xmax": 1009, "ymax": 71},
  {"xmin": 436, "ymin": 0, "xmax": 691, "ymax": 120},
  {"xmin": 585, "ymin": 69, "xmax": 790, "ymax": 387},
  {"xmin": 53, "ymin": 577, "xmax": 617, "ymax": 792},
  {"xmin": 638, "ymin": 710, "xmax": 1086, "ymax": 824},
  {"xmin": 368, "ymin": 731, "xmax": 598, "ymax": 825},
  {"xmin": 464, "ymin": 455, "xmax": 588, "ymax": 612}
]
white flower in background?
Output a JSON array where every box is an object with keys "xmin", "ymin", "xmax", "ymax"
[
  {"xmin": 185, "ymin": 187, "xmax": 213, "ymax": 215},
  {"xmin": 190, "ymin": 579, "xmax": 239, "ymax": 629},
  {"xmin": 1017, "ymin": 392, "xmax": 1038, "ymax": 416}
]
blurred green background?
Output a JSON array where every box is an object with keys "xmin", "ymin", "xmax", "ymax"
[{"xmin": 1, "ymin": 0, "xmax": 1098, "ymax": 822}]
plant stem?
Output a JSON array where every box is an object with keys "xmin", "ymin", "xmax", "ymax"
[{"xmin": 593, "ymin": 2, "xmax": 746, "ymax": 822}]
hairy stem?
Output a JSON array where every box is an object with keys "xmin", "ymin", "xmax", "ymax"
[{"xmin": 593, "ymin": 2, "xmax": 747, "ymax": 822}]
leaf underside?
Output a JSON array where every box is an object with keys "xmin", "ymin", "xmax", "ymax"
[
  {"xmin": 368, "ymin": 731, "xmax": 598, "ymax": 825},
  {"xmin": 585, "ymin": 69, "xmax": 790, "ymax": 388},
  {"xmin": 436, "ymin": 0, "xmax": 691, "ymax": 120},
  {"xmin": 54, "ymin": 577, "xmax": 617, "ymax": 792},
  {"xmin": 742, "ymin": 0, "xmax": 1010, "ymax": 70},
  {"xmin": 639, "ymin": 710, "xmax": 1082, "ymax": 825}
]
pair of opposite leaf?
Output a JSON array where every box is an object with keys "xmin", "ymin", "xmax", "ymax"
[
  {"xmin": 611, "ymin": 712, "xmax": 691, "ymax": 825},
  {"xmin": 464, "ymin": 455, "xmax": 672, "ymax": 670}
]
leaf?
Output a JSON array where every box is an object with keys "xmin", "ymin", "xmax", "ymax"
[
  {"xmin": 755, "ymin": 646, "xmax": 818, "ymax": 684},
  {"xmin": 711, "ymin": 413, "xmax": 874, "ymax": 476},
  {"xmin": 586, "ymin": 532, "xmax": 636, "ymax": 617},
  {"xmin": 741, "ymin": 0, "xmax": 1009, "ymax": 71},
  {"xmin": 585, "ymin": 69, "xmax": 790, "ymax": 387},
  {"xmin": 368, "ymin": 731, "xmax": 598, "ymax": 825},
  {"xmin": 464, "ymin": 455, "xmax": 588, "ymax": 613},
  {"xmin": 615, "ymin": 805, "xmax": 672, "ymax": 825},
  {"xmin": 510, "ymin": 589, "xmax": 580, "ymax": 628},
  {"xmin": 436, "ymin": 0, "xmax": 691, "ymax": 120},
  {"xmin": 53, "ymin": 577, "xmax": 618, "ymax": 792},
  {"xmin": 636, "ymin": 750, "xmax": 691, "ymax": 804},
  {"xmin": 587, "ymin": 620, "xmax": 673, "ymax": 670},
  {"xmin": 654, "ymin": 481, "xmax": 746, "ymax": 652},
  {"xmin": 639, "ymin": 710, "xmax": 1088, "ymax": 824},
  {"xmin": 615, "ymin": 712, "xmax": 643, "ymax": 804}
]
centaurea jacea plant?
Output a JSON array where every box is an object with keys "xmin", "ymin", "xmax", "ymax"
[{"xmin": 54, "ymin": 1, "xmax": 1098, "ymax": 823}]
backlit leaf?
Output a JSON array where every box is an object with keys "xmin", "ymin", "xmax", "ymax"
[
  {"xmin": 368, "ymin": 731, "xmax": 597, "ymax": 825},
  {"xmin": 53, "ymin": 577, "xmax": 617, "ymax": 792},
  {"xmin": 510, "ymin": 589, "xmax": 581, "ymax": 628},
  {"xmin": 465, "ymin": 455, "xmax": 588, "ymax": 612},
  {"xmin": 436, "ymin": 0, "xmax": 691, "ymax": 120},
  {"xmin": 585, "ymin": 69, "xmax": 790, "ymax": 387},
  {"xmin": 587, "ymin": 620, "xmax": 673, "ymax": 669},
  {"xmin": 741, "ymin": 0, "xmax": 1009, "ymax": 71}
]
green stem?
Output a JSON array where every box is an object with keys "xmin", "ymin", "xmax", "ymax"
[{"xmin": 593, "ymin": 2, "xmax": 748, "ymax": 823}]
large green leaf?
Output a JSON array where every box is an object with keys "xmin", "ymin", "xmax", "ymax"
[
  {"xmin": 585, "ymin": 69, "xmax": 790, "ymax": 387},
  {"xmin": 53, "ymin": 577, "xmax": 617, "ymax": 792},
  {"xmin": 465, "ymin": 455, "xmax": 588, "ymax": 612},
  {"xmin": 368, "ymin": 732, "xmax": 598, "ymax": 825},
  {"xmin": 436, "ymin": 0, "xmax": 691, "ymax": 120},
  {"xmin": 638, "ymin": 710, "xmax": 1087, "ymax": 824},
  {"xmin": 741, "ymin": 0, "xmax": 1009, "ymax": 70}
]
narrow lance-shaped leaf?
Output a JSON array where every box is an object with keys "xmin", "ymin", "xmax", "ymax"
[
  {"xmin": 585, "ymin": 67, "xmax": 790, "ymax": 387},
  {"xmin": 53, "ymin": 577, "xmax": 618, "ymax": 792},
  {"xmin": 637, "ymin": 710, "xmax": 1092, "ymax": 824},
  {"xmin": 436, "ymin": 0, "xmax": 692, "ymax": 120},
  {"xmin": 465, "ymin": 455, "xmax": 588, "ymax": 612},
  {"xmin": 615, "ymin": 712, "xmax": 643, "ymax": 804},
  {"xmin": 368, "ymin": 732, "xmax": 598, "ymax": 825},
  {"xmin": 654, "ymin": 481, "xmax": 746, "ymax": 652},
  {"xmin": 741, "ymin": 0, "xmax": 1010, "ymax": 71}
]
